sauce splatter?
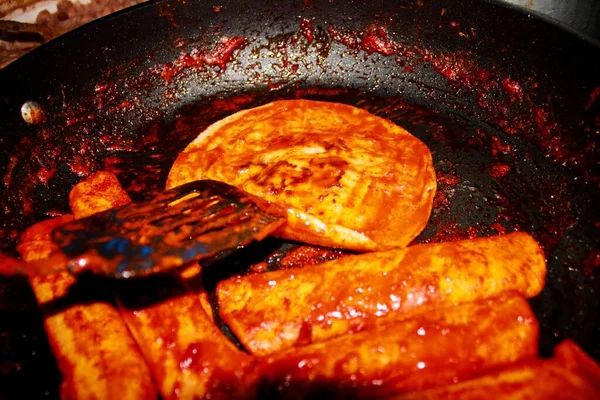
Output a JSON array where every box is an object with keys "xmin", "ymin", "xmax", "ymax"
[
  {"xmin": 299, "ymin": 18, "xmax": 314, "ymax": 44},
  {"xmin": 488, "ymin": 163, "xmax": 511, "ymax": 179},
  {"xmin": 584, "ymin": 87, "xmax": 600, "ymax": 111},
  {"xmin": 501, "ymin": 78, "xmax": 523, "ymax": 102},
  {"xmin": 328, "ymin": 25, "xmax": 398, "ymax": 56},
  {"xmin": 156, "ymin": 36, "xmax": 248, "ymax": 83}
]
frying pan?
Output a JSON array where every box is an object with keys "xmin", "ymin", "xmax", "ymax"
[{"xmin": 0, "ymin": 0, "xmax": 598, "ymax": 398}]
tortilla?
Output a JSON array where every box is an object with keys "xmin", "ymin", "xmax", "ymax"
[{"xmin": 166, "ymin": 99, "xmax": 436, "ymax": 251}]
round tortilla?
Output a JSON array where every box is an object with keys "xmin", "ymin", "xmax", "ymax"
[{"xmin": 166, "ymin": 99, "xmax": 436, "ymax": 251}]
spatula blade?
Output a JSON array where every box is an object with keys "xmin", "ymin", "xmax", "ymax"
[{"xmin": 49, "ymin": 180, "xmax": 286, "ymax": 279}]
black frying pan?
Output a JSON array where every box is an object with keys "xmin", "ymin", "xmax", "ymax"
[{"xmin": 0, "ymin": 0, "xmax": 598, "ymax": 398}]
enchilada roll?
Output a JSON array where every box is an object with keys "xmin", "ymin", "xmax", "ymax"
[
  {"xmin": 217, "ymin": 231, "xmax": 546, "ymax": 355},
  {"xmin": 17, "ymin": 215, "xmax": 156, "ymax": 400},
  {"xmin": 248, "ymin": 293, "xmax": 539, "ymax": 398},
  {"xmin": 395, "ymin": 339, "xmax": 600, "ymax": 399},
  {"xmin": 70, "ymin": 170, "xmax": 252, "ymax": 399}
]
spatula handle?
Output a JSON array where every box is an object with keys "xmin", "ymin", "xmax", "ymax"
[{"xmin": 0, "ymin": 252, "xmax": 71, "ymax": 278}]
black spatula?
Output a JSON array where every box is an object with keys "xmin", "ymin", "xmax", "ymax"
[{"xmin": 2, "ymin": 180, "xmax": 286, "ymax": 279}]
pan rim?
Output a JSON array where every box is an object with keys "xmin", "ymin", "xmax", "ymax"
[
  {"xmin": 483, "ymin": 0, "xmax": 600, "ymax": 48},
  {"xmin": 1, "ymin": 0, "xmax": 599, "ymax": 77}
]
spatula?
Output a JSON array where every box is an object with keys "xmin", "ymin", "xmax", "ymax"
[{"xmin": 1, "ymin": 180, "xmax": 286, "ymax": 279}]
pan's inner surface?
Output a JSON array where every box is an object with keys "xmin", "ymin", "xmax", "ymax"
[
  {"xmin": 0, "ymin": 0, "xmax": 598, "ymax": 398},
  {"xmin": 2, "ymin": 87, "xmax": 598, "ymax": 399}
]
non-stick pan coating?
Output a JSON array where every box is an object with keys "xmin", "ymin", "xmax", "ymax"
[{"xmin": 0, "ymin": 0, "xmax": 598, "ymax": 398}]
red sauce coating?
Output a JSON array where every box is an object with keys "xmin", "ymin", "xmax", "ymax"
[
  {"xmin": 156, "ymin": 37, "xmax": 248, "ymax": 83},
  {"xmin": 248, "ymin": 293, "xmax": 539, "ymax": 397},
  {"xmin": 325, "ymin": 22, "xmax": 589, "ymax": 177},
  {"xmin": 250, "ymin": 244, "xmax": 348, "ymax": 274},
  {"xmin": 328, "ymin": 25, "xmax": 400, "ymax": 57},
  {"xmin": 68, "ymin": 158, "xmax": 91, "ymax": 177},
  {"xmin": 581, "ymin": 250, "xmax": 600, "ymax": 277},
  {"xmin": 218, "ymin": 232, "xmax": 546, "ymax": 355},
  {"xmin": 436, "ymin": 171, "xmax": 460, "ymax": 187},
  {"xmin": 584, "ymin": 86, "xmax": 600, "ymax": 111},
  {"xmin": 488, "ymin": 163, "xmax": 511, "ymax": 179},
  {"xmin": 299, "ymin": 18, "xmax": 314, "ymax": 44},
  {"xmin": 2, "ymin": 15, "xmax": 596, "ymax": 390},
  {"xmin": 36, "ymin": 167, "xmax": 56, "ymax": 185},
  {"xmin": 501, "ymin": 78, "xmax": 523, "ymax": 102},
  {"xmin": 3, "ymin": 156, "xmax": 18, "ymax": 188},
  {"xmin": 490, "ymin": 135, "xmax": 514, "ymax": 157}
]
